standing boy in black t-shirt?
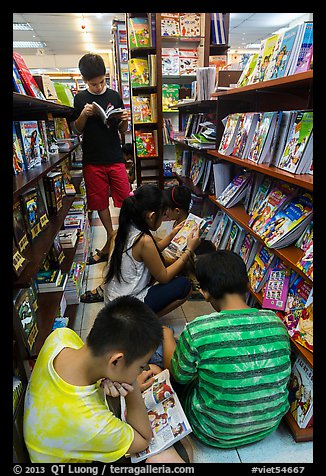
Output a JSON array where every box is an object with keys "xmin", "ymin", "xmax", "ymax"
[{"xmin": 74, "ymin": 54, "xmax": 130, "ymax": 265}]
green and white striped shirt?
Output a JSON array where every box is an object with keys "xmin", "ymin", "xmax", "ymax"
[{"xmin": 171, "ymin": 308, "xmax": 291, "ymax": 448}]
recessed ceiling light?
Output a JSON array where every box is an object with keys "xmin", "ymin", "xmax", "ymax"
[
  {"xmin": 13, "ymin": 41, "xmax": 47, "ymax": 48},
  {"xmin": 13, "ymin": 22, "xmax": 33, "ymax": 31}
]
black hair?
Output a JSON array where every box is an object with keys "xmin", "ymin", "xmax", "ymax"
[
  {"xmin": 105, "ymin": 184, "xmax": 166, "ymax": 284},
  {"xmin": 195, "ymin": 250, "xmax": 249, "ymax": 300},
  {"xmin": 164, "ymin": 185, "xmax": 191, "ymax": 213},
  {"xmin": 122, "ymin": 143, "xmax": 134, "ymax": 157},
  {"xmin": 78, "ymin": 53, "xmax": 106, "ymax": 80},
  {"xmin": 86, "ymin": 296, "xmax": 162, "ymax": 364}
]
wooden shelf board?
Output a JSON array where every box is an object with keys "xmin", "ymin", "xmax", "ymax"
[
  {"xmin": 207, "ymin": 151, "xmax": 313, "ymax": 192},
  {"xmin": 283, "ymin": 411, "xmax": 313, "ymax": 442},
  {"xmin": 13, "ymin": 92, "xmax": 75, "ymax": 119}
]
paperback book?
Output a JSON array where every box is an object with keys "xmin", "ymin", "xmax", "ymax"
[
  {"xmin": 248, "ymin": 244, "xmax": 277, "ymax": 292},
  {"xmin": 293, "ymin": 22, "xmax": 313, "ymax": 75},
  {"xmin": 232, "ymin": 113, "xmax": 260, "ymax": 159},
  {"xmin": 288, "ymin": 355, "xmax": 313, "ymax": 429},
  {"xmin": 238, "ymin": 233, "xmax": 260, "ymax": 270},
  {"xmin": 132, "ymin": 94, "xmax": 157, "ymax": 123},
  {"xmin": 161, "ymin": 13, "xmax": 180, "ymax": 37},
  {"xmin": 162, "ymin": 48, "xmax": 180, "ymax": 76},
  {"xmin": 162, "ymin": 84, "xmax": 180, "ymax": 111},
  {"xmin": 169, "ymin": 212, "xmax": 205, "ymax": 254},
  {"xmin": 267, "ymin": 24, "xmax": 303, "ymax": 80},
  {"xmin": 262, "ymin": 268, "xmax": 290, "ymax": 311},
  {"xmin": 129, "ymin": 369, "xmax": 192, "ymax": 462},
  {"xmin": 92, "ymin": 102, "xmax": 125, "ymax": 126},
  {"xmin": 296, "ymin": 241, "xmax": 313, "ymax": 281},
  {"xmin": 237, "ymin": 54, "xmax": 258, "ymax": 87},
  {"xmin": 218, "ymin": 113, "xmax": 242, "ymax": 155},
  {"xmin": 179, "ymin": 13, "xmax": 201, "ymax": 37},
  {"xmin": 291, "ymin": 287, "xmax": 313, "ymax": 352},
  {"xmin": 135, "ymin": 131, "xmax": 158, "ymax": 157},
  {"xmin": 129, "ymin": 58, "xmax": 150, "ymax": 88},
  {"xmin": 19, "ymin": 120, "xmax": 42, "ymax": 169},
  {"xmin": 128, "ymin": 17, "xmax": 151, "ymax": 48},
  {"xmin": 13, "ymin": 287, "xmax": 39, "ymax": 353},
  {"xmin": 13, "ymin": 122, "xmax": 26, "ymax": 174},
  {"xmin": 247, "ymin": 111, "xmax": 281, "ymax": 164},
  {"xmin": 216, "ymin": 171, "xmax": 252, "ymax": 208}
]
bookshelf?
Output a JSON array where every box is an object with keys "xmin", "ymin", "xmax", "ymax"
[
  {"xmin": 175, "ymin": 70, "xmax": 313, "ymax": 442},
  {"xmin": 126, "ymin": 13, "xmax": 164, "ymax": 188}
]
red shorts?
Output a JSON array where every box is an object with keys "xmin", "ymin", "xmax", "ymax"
[{"xmin": 83, "ymin": 163, "xmax": 130, "ymax": 211}]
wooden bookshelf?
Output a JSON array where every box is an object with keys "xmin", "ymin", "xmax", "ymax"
[{"xmin": 13, "ymin": 92, "xmax": 75, "ymax": 120}]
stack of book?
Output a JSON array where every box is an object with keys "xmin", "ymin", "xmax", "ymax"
[
  {"xmin": 36, "ymin": 268, "xmax": 68, "ymax": 293},
  {"xmin": 58, "ymin": 229, "xmax": 78, "ymax": 248},
  {"xmin": 64, "ymin": 261, "xmax": 86, "ymax": 305}
]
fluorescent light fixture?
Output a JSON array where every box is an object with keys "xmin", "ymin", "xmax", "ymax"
[
  {"xmin": 246, "ymin": 43, "xmax": 261, "ymax": 49},
  {"xmin": 13, "ymin": 22, "xmax": 33, "ymax": 31},
  {"xmin": 13, "ymin": 41, "xmax": 47, "ymax": 48}
]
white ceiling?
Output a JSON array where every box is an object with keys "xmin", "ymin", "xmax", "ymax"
[{"xmin": 13, "ymin": 12, "xmax": 311, "ymax": 58}]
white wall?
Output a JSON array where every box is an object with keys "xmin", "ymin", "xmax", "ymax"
[{"xmin": 23, "ymin": 52, "xmax": 112, "ymax": 71}]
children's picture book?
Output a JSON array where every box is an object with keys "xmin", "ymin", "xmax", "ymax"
[
  {"xmin": 232, "ymin": 112, "xmax": 260, "ymax": 158},
  {"xmin": 277, "ymin": 111, "xmax": 313, "ymax": 174},
  {"xmin": 218, "ymin": 113, "xmax": 241, "ymax": 155},
  {"xmin": 291, "ymin": 286, "xmax": 313, "ymax": 352},
  {"xmin": 270, "ymin": 111, "xmax": 296, "ymax": 169},
  {"xmin": 209, "ymin": 55, "xmax": 227, "ymax": 79},
  {"xmin": 128, "ymin": 17, "xmax": 151, "ymax": 48},
  {"xmin": 248, "ymin": 244, "xmax": 277, "ymax": 292},
  {"xmin": 249, "ymin": 181, "xmax": 297, "ymax": 236},
  {"xmin": 179, "ymin": 13, "xmax": 201, "ymax": 37},
  {"xmin": 92, "ymin": 102, "xmax": 125, "ymax": 126},
  {"xmin": 237, "ymin": 54, "xmax": 258, "ymax": 87},
  {"xmin": 293, "ymin": 22, "xmax": 313, "ymax": 75},
  {"xmin": 135, "ymin": 131, "xmax": 158, "ymax": 157},
  {"xmin": 211, "ymin": 212, "xmax": 231, "ymax": 249},
  {"xmin": 261, "ymin": 191, "xmax": 313, "ymax": 249},
  {"xmin": 267, "ymin": 25, "xmax": 302, "ymax": 80},
  {"xmin": 170, "ymin": 212, "xmax": 205, "ymax": 253},
  {"xmin": 258, "ymin": 34, "xmax": 280, "ymax": 82},
  {"xmin": 162, "ymin": 83, "xmax": 180, "ymax": 111},
  {"xmin": 295, "ymin": 220, "xmax": 313, "ymax": 252},
  {"xmin": 189, "ymin": 153, "xmax": 206, "ymax": 186},
  {"xmin": 296, "ymin": 241, "xmax": 313, "ymax": 281},
  {"xmin": 129, "ymin": 369, "xmax": 192, "ymax": 462},
  {"xmin": 238, "ymin": 233, "xmax": 258, "ymax": 269},
  {"xmin": 19, "ymin": 120, "xmax": 42, "ymax": 169},
  {"xmin": 247, "ymin": 112, "xmax": 280, "ymax": 164},
  {"xmin": 161, "ymin": 13, "xmax": 180, "ymax": 37},
  {"xmin": 129, "ymin": 58, "xmax": 150, "ymax": 87},
  {"xmin": 179, "ymin": 49, "xmax": 198, "ymax": 76},
  {"xmin": 225, "ymin": 221, "xmax": 241, "ymax": 251},
  {"xmin": 212, "ymin": 162, "xmax": 232, "ymax": 197},
  {"xmin": 216, "ymin": 171, "xmax": 252, "ymax": 208},
  {"xmin": 132, "ymin": 94, "xmax": 156, "ymax": 123},
  {"xmin": 13, "ymin": 122, "xmax": 26, "ymax": 175},
  {"xmin": 288, "ymin": 355, "xmax": 313, "ymax": 429},
  {"xmin": 13, "ymin": 287, "xmax": 39, "ymax": 353},
  {"xmin": 162, "ymin": 48, "xmax": 180, "ymax": 76},
  {"xmin": 262, "ymin": 268, "xmax": 290, "ymax": 311}
]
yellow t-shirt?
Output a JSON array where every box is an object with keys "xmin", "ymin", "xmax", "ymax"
[{"xmin": 23, "ymin": 328, "xmax": 134, "ymax": 463}]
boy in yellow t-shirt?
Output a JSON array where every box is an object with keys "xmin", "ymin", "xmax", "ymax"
[{"xmin": 23, "ymin": 296, "xmax": 189, "ymax": 463}]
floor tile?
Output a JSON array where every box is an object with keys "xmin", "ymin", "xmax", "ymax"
[
  {"xmin": 189, "ymin": 435, "xmax": 241, "ymax": 463},
  {"xmin": 72, "ymin": 302, "xmax": 85, "ymax": 334},
  {"xmin": 181, "ymin": 300, "xmax": 214, "ymax": 321},
  {"xmin": 81, "ymin": 301, "xmax": 105, "ymax": 331}
]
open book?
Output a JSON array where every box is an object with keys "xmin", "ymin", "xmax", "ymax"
[
  {"xmin": 92, "ymin": 102, "xmax": 125, "ymax": 125},
  {"xmin": 170, "ymin": 213, "xmax": 205, "ymax": 255},
  {"xmin": 127, "ymin": 369, "xmax": 192, "ymax": 463}
]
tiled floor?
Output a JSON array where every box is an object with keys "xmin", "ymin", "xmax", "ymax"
[{"xmin": 72, "ymin": 202, "xmax": 313, "ymax": 464}]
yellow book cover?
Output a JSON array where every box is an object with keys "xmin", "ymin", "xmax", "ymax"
[{"xmin": 129, "ymin": 58, "xmax": 150, "ymax": 87}]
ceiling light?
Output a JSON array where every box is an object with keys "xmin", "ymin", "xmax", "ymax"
[
  {"xmin": 246, "ymin": 43, "xmax": 261, "ymax": 49},
  {"xmin": 13, "ymin": 22, "xmax": 33, "ymax": 31},
  {"xmin": 13, "ymin": 41, "xmax": 47, "ymax": 48}
]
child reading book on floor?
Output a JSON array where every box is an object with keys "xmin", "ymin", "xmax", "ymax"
[
  {"xmin": 162, "ymin": 250, "xmax": 292, "ymax": 449},
  {"xmin": 23, "ymin": 296, "xmax": 192, "ymax": 463}
]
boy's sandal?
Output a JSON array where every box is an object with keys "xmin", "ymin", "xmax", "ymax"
[
  {"xmin": 80, "ymin": 287, "xmax": 104, "ymax": 303},
  {"xmin": 86, "ymin": 248, "xmax": 108, "ymax": 265}
]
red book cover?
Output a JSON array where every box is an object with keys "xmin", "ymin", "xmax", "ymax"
[
  {"xmin": 13, "ymin": 52, "xmax": 45, "ymax": 100},
  {"xmin": 135, "ymin": 131, "xmax": 157, "ymax": 157}
]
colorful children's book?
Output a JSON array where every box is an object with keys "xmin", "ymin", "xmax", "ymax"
[
  {"xmin": 291, "ymin": 287, "xmax": 313, "ymax": 352},
  {"xmin": 232, "ymin": 112, "xmax": 260, "ymax": 158},
  {"xmin": 162, "ymin": 48, "xmax": 180, "ymax": 76},
  {"xmin": 258, "ymin": 34, "xmax": 280, "ymax": 82},
  {"xmin": 13, "ymin": 60, "xmax": 26, "ymax": 94},
  {"xmin": 238, "ymin": 233, "xmax": 259, "ymax": 270},
  {"xmin": 267, "ymin": 24, "xmax": 302, "ymax": 80},
  {"xmin": 261, "ymin": 191, "xmax": 313, "ymax": 249},
  {"xmin": 170, "ymin": 213, "xmax": 205, "ymax": 253},
  {"xmin": 13, "ymin": 52, "xmax": 45, "ymax": 99},
  {"xmin": 247, "ymin": 112, "xmax": 280, "ymax": 164},
  {"xmin": 92, "ymin": 102, "xmax": 125, "ymax": 126},
  {"xmin": 132, "ymin": 94, "xmax": 156, "ymax": 123},
  {"xmin": 277, "ymin": 111, "xmax": 313, "ymax": 174},
  {"xmin": 218, "ymin": 113, "xmax": 242, "ymax": 155},
  {"xmin": 135, "ymin": 131, "xmax": 158, "ymax": 157},
  {"xmin": 162, "ymin": 84, "xmax": 180, "ymax": 111},
  {"xmin": 189, "ymin": 153, "xmax": 206, "ymax": 186},
  {"xmin": 19, "ymin": 120, "xmax": 42, "ymax": 169},
  {"xmin": 128, "ymin": 17, "xmax": 151, "ymax": 48},
  {"xmin": 288, "ymin": 355, "xmax": 313, "ymax": 429},
  {"xmin": 13, "ymin": 122, "xmax": 26, "ymax": 174},
  {"xmin": 179, "ymin": 13, "xmax": 201, "ymax": 37},
  {"xmin": 296, "ymin": 241, "xmax": 313, "ymax": 281},
  {"xmin": 161, "ymin": 13, "xmax": 180, "ymax": 37},
  {"xmin": 129, "ymin": 369, "xmax": 192, "ymax": 462},
  {"xmin": 179, "ymin": 49, "xmax": 198, "ymax": 76},
  {"xmin": 216, "ymin": 171, "xmax": 252, "ymax": 208},
  {"xmin": 262, "ymin": 268, "xmax": 290, "ymax": 311},
  {"xmin": 293, "ymin": 22, "xmax": 313, "ymax": 75},
  {"xmin": 248, "ymin": 244, "xmax": 277, "ymax": 292},
  {"xmin": 237, "ymin": 54, "xmax": 259, "ymax": 88},
  {"xmin": 129, "ymin": 58, "xmax": 150, "ymax": 87},
  {"xmin": 211, "ymin": 213, "xmax": 232, "ymax": 249}
]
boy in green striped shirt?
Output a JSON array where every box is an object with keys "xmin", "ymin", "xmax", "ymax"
[{"xmin": 163, "ymin": 250, "xmax": 291, "ymax": 448}]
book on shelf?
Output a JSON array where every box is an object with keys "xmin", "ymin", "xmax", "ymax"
[
  {"xmin": 54, "ymin": 117, "xmax": 71, "ymax": 140},
  {"xmin": 276, "ymin": 111, "xmax": 313, "ymax": 175},
  {"xmin": 13, "ymin": 52, "xmax": 45, "ymax": 100},
  {"xmin": 92, "ymin": 102, "xmax": 125, "ymax": 126},
  {"xmin": 58, "ymin": 229, "xmax": 78, "ymax": 248},
  {"xmin": 135, "ymin": 130, "xmax": 158, "ymax": 157},
  {"xmin": 64, "ymin": 183, "xmax": 77, "ymax": 195},
  {"xmin": 262, "ymin": 268, "xmax": 290, "ymax": 311},
  {"xmin": 248, "ymin": 244, "xmax": 278, "ymax": 293},
  {"xmin": 246, "ymin": 173, "xmax": 268, "ymax": 215},
  {"xmin": 129, "ymin": 369, "xmax": 192, "ymax": 463},
  {"xmin": 196, "ymin": 67, "xmax": 216, "ymax": 101},
  {"xmin": 189, "ymin": 153, "xmax": 206, "ymax": 186},
  {"xmin": 13, "ymin": 201, "xmax": 30, "ymax": 255},
  {"xmin": 162, "ymin": 48, "xmax": 180, "ymax": 76},
  {"xmin": 225, "ymin": 221, "xmax": 242, "ymax": 252},
  {"xmin": 295, "ymin": 220, "xmax": 313, "ymax": 252},
  {"xmin": 179, "ymin": 13, "xmax": 201, "ymax": 37},
  {"xmin": 18, "ymin": 120, "xmax": 42, "ymax": 169},
  {"xmin": 129, "ymin": 58, "xmax": 150, "ymax": 88},
  {"xmin": 237, "ymin": 54, "xmax": 259, "ymax": 88},
  {"xmin": 212, "ymin": 162, "xmax": 232, "ymax": 197},
  {"xmin": 33, "ymin": 74, "xmax": 58, "ymax": 101},
  {"xmin": 216, "ymin": 170, "xmax": 252, "ymax": 208},
  {"xmin": 128, "ymin": 16, "xmax": 151, "ymax": 49},
  {"xmin": 36, "ymin": 268, "xmax": 62, "ymax": 289},
  {"xmin": 179, "ymin": 49, "xmax": 198, "ymax": 76},
  {"xmin": 260, "ymin": 191, "xmax": 313, "ymax": 249},
  {"xmin": 213, "ymin": 213, "xmax": 233, "ymax": 250},
  {"xmin": 20, "ymin": 188, "xmax": 42, "ymax": 241},
  {"xmin": 162, "ymin": 84, "xmax": 180, "ymax": 111},
  {"xmin": 13, "ymin": 287, "xmax": 39, "ymax": 353},
  {"xmin": 161, "ymin": 13, "xmax": 180, "ymax": 37},
  {"xmin": 13, "ymin": 122, "xmax": 26, "ymax": 175},
  {"xmin": 265, "ymin": 25, "xmax": 302, "ymax": 81},
  {"xmin": 201, "ymin": 160, "xmax": 212, "ymax": 192},
  {"xmin": 209, "ymin": 55, "xmax": 227, "ymax": 79},
  {"xmin": 37, "ymin": 120, "xmax": 50, "ymax": 162},
  {"xmin": 210, "ymin": 13, "xmax": 226, "ymax": 45},
  {"xmin": 148, "ymin": 54, "xmax": 157, "ymax": 86},
  {"xmin": 48, "ymin": 234, "xmax": 66, "ymax": 268},
  {"xmin": 232, "ymin": 112, "xmax": 260, "ymax": 159},
  {"xmin": 247, "ymin": 111, "xmax": 281, "ymax": 165},
  {"xmin": 54, "ymin": 82, "xmax": 74, "ymax": 107},
  {"xmin": 250, "ymin": 34, "xmax": 280, "ymax": 84},
  {"xmin": 292, "ymin": 22, "xmax": 313, "ymax": 75},
  {"xmin": 13, "ymin": 60, "xmax": 27, "ymax": 95},
  {"xmin": 52, "ymin": 316, "xmax": 69, "ymax": 330},
  {"xmin": 218, "ymin": 113, "xmax": 242, "ymax": 155},
  {"xmin": 248, "ymin": 181, "xmax": 297, "ymax": 236},
  {"xmin": 288, "ymin": 355, "xmax": 313, "ymax": 429},
  {"xmin": 64, "ymin": 261, "xmax": 86, "ymax": 305},
  {"xmin": 269, "ymin": 111, "xmax": 295, "ymax": 169},
  {"xmin": 296, "ymin": 241, "xmax": 313, "ymax": 281},
  {"xmin": 13, "ymin": 376, "xmax": 24, "ymax": 414},
  {"xmin": 238, "ymin": 233, "xmax": 260, "ymax": 271},
  {"xmin": 132, "ymin": 94, "xmax": 157, "ymax": 123},
  {"xmin": 13, "ymin": 239, "xmax": 29, "ymax": 278},
  {"xmin": 38, "ymin": 272, "xmax": 68, "ymax": 294},
  {"xmin": 43, "ymin": 171, "xmax": 64, "ymax": 215},
  {"xmin": 170, "ymin": 212, "xmax": 205, "ymax": 254}
]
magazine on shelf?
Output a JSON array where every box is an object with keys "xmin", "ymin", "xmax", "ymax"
[
  {"xmin": 248, "ymin": 244, "xmax": 278, "ymax": 292},
  {"xmin": 288, "ymin": 355, "xmax": 313, "ymax": 429},
  {"xmin": 232, "ymin": 112, "xmax": 260, "ymax": 159},
  {"xmin": 292, "ymin": 22, "xmax": 313, "ymax": 75},
  {"xmin": 262, "ymin": 268, "xmax": 290, "ymax": 311},
  {"xmin": 237, "ymin": 54, "xmax": 258, "ymax": 88},
  {"xmin": 269, "ymin": 111, "xmax": 295, "ymax": 168},
  {"xmin": 128, "ymin": 370, "xmax": 192, "ymax": 462},
  {"xmin": 291, "ymin": 286, "xmax": 313, "ymax": 352},
  {"xmin": 247, "ymin": 111, "xmax": 281, "ymax": 165},
  {"xmin": 92, "ymin": 102, "xmax": 125, "ymax": 125},
  {"xmin": 216, "ymin": 171, "xmax": 252, "ymax": 208}
]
